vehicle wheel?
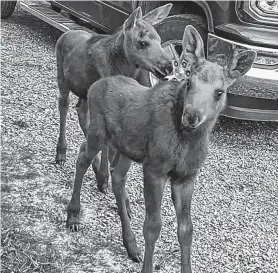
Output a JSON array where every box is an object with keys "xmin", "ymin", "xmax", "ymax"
[
  {"xmin": 1, "ymin": 1, "xmax": 17, "ymax": 19},
  {"xmin": 146, "ymin": 14, "xmax": 207, "ymax": 87}
]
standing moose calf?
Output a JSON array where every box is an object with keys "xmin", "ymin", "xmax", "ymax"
[
  {"xmin": 66, "ymin": 26, "xmax": 256, "ymax": 272},
  {"xmin": 55, "ymin": 4, "xmax": 173, "ymax": 192}
]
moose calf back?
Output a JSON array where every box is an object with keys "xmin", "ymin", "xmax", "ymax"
[{"xmin": 88, "ymin": 75, "xmax": 208, "ymax": 176}]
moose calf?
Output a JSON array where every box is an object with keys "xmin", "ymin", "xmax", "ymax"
[
  {"xmin": 67, "ymin": 26, "xmax": 256, "ymax": 273},
  {"xmin": 55, "ymin": 4, "xmax": 173, "ymax": 192}
]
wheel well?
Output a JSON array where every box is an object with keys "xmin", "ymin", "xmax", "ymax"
[{"xmin": 163, "ymin": 1, "xmax": 210, "ymax": 30}]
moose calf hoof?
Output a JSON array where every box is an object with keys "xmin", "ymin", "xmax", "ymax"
[
  {"xmin": 68, "ymin": 222, "xmax": 79, "ymax": 232},
  {"xmin": 55, "ymin": 143, "xmax": 67, "ymax": 166},
  {"xmin": 124, "ymin": 238, "xmax": 142, "ymax": 263},
  {"xmin": 66, "ymin": 215, "xmax": 80, "ymax": 232},
  {"xmin": 66, "ymin": 207, "xmax": 80, "ymax": 232},
  {"xmin": 55, "ymin": 154, "xmax": 66, "ymax": 166},
  {"xmin": 55, "ymin": 147, "xmax": 67, "ymax": 166},
  {"xmin": 96, "ymin": 174, "xmax": 109, "ymax": 194}
]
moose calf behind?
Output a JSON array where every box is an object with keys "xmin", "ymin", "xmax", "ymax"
[{"xmin": 55, "ymin": 3, "xmax": 173, "ymax": 193}]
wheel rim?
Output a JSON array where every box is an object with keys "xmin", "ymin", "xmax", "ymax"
[{"xmin": 149, "ymin": 39, "xmax": 182, "ymax": 86}]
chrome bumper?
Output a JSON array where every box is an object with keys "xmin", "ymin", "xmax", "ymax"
[{"xmin": 207, "ymin": 34, "xmax": 278, "ymax": 121}]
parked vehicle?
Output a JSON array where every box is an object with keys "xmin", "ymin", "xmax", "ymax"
[{"xmin": 2, "ymin": 0, "xmax": 278, "ymax": 121}]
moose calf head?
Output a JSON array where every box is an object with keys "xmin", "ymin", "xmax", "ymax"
[
  {"xmin": 179, "ymin": 25, "xmax": 256, "ymax": 129},
  {"xmin": 123, "ymin": 4, "xmax": 173, "ymax": 78}
]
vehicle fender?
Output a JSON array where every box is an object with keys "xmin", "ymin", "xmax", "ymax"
[{"xmin": 188, "ymin": 0, "xmax": 214, "ymax": 32}]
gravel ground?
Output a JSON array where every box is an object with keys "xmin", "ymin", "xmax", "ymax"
[{"xmin": 1, "ymin": 5, "xmax": 278, "ymax": 273}]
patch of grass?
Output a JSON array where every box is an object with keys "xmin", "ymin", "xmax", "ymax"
[
  {"xmin": 1, "ymin": 215, "xmax": 62, "ymax": 273},
  {"xmin": 0, "ymin": 148, "xmax": 67, "ymax": 273}
]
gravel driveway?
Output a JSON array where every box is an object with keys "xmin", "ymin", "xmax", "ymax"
[{"xmin": 1, "ymin": 6, "xmax": 278, "ymax": 273}]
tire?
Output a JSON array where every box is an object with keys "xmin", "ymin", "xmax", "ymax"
[
  {"xmin": 155, "ymin": 14, "xmax": 207, "ymax": 47},
  {"xmin": 1, "ymin": 1, "xmax": 17, "ymax": 19},
  {"xmin": 141, "ymin": 14, "xmax": 207, "ymax": 87}
]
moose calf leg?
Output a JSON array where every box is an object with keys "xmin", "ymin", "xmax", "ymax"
[
  {"xmin": 76, "ymin": 99, "xmax": 109, "ymax": 193},
  {"xmin": 76, "ymin": 98, "xmax": 89, "ymax": 136},
  {"xmin": 141, "ymin": 167, "xmax": 167, "ymax": 273},
  {"xmin": 76, "ymin": 98, "xmax": 97, "ymax": 174},
  {"xmin": 110, "ymin": 150, "xmax": 131, "ymax": 218},
  {"xmin": 67, "ymin": 139, "xmax": 101, "ymax": 232},
  {"xmin": 95, "ymin": 146, "xmax": 109, "ymax": 193},
  {"xmin": 171, "ymin": 176, "xmax": 195, "ymax": 273},
  {"xmin": 111, "ymin": 155, "xmax": 140, "ymax": 262},
  {"xmin": 95, "ymin": 144, "xmax": 118, "ymax": 195},
  {"xmin": 108, "ymin": 144, "xmax": 118, "ymax": 173},
  {"xmin": 56, "ymin": 87, "xmax": 70, "ymax": 165}
]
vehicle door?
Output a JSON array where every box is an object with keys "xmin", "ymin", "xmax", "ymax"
[{"xmin": 60, "ymin": 1, "xmax": 140, "ymax": 32}]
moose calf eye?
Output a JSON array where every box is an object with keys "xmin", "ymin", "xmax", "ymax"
[
  {"xmin": 214, "ymin": 89, "xmax": 224, "ymax": 100},
  {"xmin": 139, "ymin": 41, "xmax": 148, "ymax": 48}
]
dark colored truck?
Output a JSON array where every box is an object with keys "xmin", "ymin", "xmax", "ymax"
[{"xmin": 2, "ymin": 0, "xmax": 278, "ymax": 121}]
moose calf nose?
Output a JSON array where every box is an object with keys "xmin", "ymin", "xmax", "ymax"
[
  {"xmin": 183, "ymin": 113, "xmax": 200, "ymax": 128},
  {"xmin": 157, "ymin": 60, "xmax": 173, "ymax": 76}
]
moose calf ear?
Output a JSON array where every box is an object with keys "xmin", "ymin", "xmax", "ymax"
[
  {"xmin": 142, "ymin": 3, "xmax": 173, "ymax": 25},
  {"xmin": 225, "ymin": 50, "xmax": 256, "ymax": 79},
  {"xmin": 123, "ymin": 6, "xmax": 142, "ymax": 31},
  {"xmin": 182, "ymin": 25, "xmax": 205, "ymax": 64}
]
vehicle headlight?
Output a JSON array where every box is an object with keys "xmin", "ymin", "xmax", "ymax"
[
  {"xmin": 237, "ymin": 0, "xmax": 278, "ymax": 25},
  {"xmin": 252, "ymin": 0, "xmax": 278, "ymax": 15}
]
